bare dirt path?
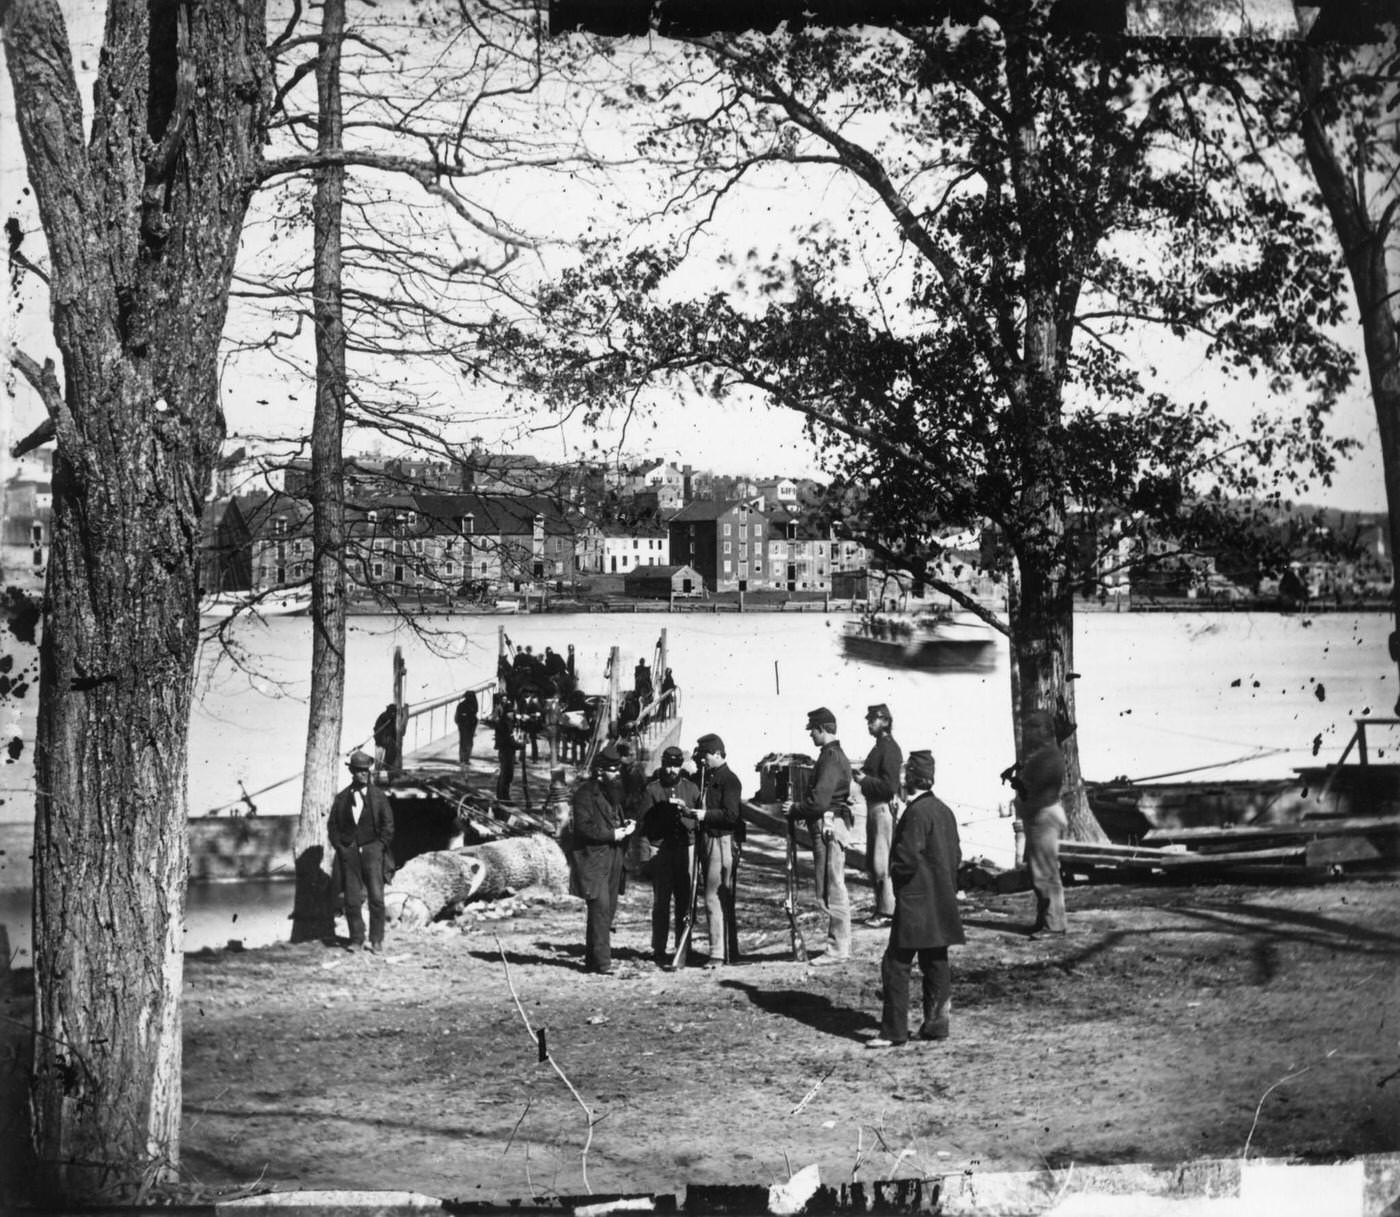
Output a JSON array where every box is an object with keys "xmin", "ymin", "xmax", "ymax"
[{"xmin": 3, "ymin": 865, "xmax": 1397, "ymax": 1208}]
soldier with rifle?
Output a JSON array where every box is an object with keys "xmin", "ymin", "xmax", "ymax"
[
  {"xmin": 783, "ymin": 707, "xmax": 855, "ymax": 965},
  {"xmin": 640, "ymin": 745, "xmax": 702, "ymax": 969}
]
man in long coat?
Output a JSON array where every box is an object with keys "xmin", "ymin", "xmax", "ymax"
[
  {"xmin": 867, "ymin": 748, "xmax": 965, "ymax": 1048},
  {"xmin": 328, "ymin": 750, "xmax": 395, "ymax": 953},
  {"xmin": 570, "ymin": 744, "xmax": 636, "ymax": 974}
]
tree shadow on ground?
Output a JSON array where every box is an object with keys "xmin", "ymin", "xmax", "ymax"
[{"xmin": 718, "ymin": 979, "xmax": 877, "ymax": 1041}]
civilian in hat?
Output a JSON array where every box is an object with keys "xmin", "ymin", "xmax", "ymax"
[
  {"xmin": 858, "ymin": 703, "xmax": 904, "ymax": 926},
  {"xmin": 454, "ymin": 689, "xmax": 479, "ymax": 769},
  {"xmin": 494, "ymin": 701, "xmax": 519, "ymax": 801},
  {"xmin": 641, "ymin": 745, "xmax": 702, "ymax": 967},
  {"xmin": 694, "ymin": 733, "xmax": 746, "ymax": 967},
  {"xmin": 783, "ymin": 707, "xmax": 855, "ymax": 963},
  {"xmin": 328, "ymin": 750, "xmax": 395, "ymax": 954},
  {"xmin": 1016, "ymin": 708, "xmax": 1068, "ymax": 939},
  {"xmin": 569, "ymin": 744, "xmax": 637, "ymax": 974},
  {"xmin": 866, "ymin": 748, "xmax": 965, "ymax": 1048}
]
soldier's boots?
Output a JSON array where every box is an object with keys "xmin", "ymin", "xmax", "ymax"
[{"xmin": 918, "ymin": 999, "xmax": 951, "ymax": 1041}]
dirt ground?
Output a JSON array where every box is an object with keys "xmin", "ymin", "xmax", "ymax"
[{"xmin": 2, "ymin": 845, "xmax": 1398, "ymax": 1209}]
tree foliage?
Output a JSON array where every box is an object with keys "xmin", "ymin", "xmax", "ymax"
[{"xmin": 500, "ymin": 2, "xmax": 1360, "ymax": 833}]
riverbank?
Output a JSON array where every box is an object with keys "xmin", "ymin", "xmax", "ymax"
[{"xmin": 2, "ymin": 862, "xmax": 1394, "ymax": 1209}]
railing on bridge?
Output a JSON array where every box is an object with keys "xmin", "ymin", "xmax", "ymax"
[{"xmin": 400, "ymin": 677, "xmax": 499, "ymax": 764}]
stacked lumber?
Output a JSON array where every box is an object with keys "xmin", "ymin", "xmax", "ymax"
[{"xmin": 1061, "ymin": 814, "xmax": 1400, "ymax": 877}]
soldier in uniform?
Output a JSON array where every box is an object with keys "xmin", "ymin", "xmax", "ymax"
[
  {"xmin": 694, "ymin": 733, "xmax": 746, "ymax": 967},
  {"xmin": 783, "ymin": 706, "xmax": 854, "ymax": 964},
  {"xmin": 569, "ymin": 744, "xmax": 636, "ymax": 975},
  {"xmin": 640, "ymin": 744, "xmax": 702, "ymax": 968},
  {"xmin": 858, "ymin": 703, "xmax": 904, "ymax": 927},
  {"xmin": 866, "ymin": 748, "xmax": 965, "ymax": 1048}
]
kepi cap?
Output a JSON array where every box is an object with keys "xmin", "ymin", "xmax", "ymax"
[
  {"xmin": 695, "ymin": 733, "xmax": 725, "ymax": 756},
  {"xmin": 906, "ymin": 750, "xmax": 936, "ymax": 788},
  {"xmin": 593, "ymin": 743, "xmax": 624, "ymax": 771},
  {"xmin": 805, "ymin": 706, "xmax": 837, "ymax": 732},
  {"xmin": 347, "ymin": 750, "xmax": 374, "ymax": 771},
  {"xmin": 866, "ymin": 703, "xmax": 891, "ymax": 721},
  {"xmin": 661, "ymin": 745, "xmax": 686, "ymax": 765}
]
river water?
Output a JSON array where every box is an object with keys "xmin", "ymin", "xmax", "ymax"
[{"xmin": 0, "ymin": 608, "xmax": 1392, "ymax": 962}]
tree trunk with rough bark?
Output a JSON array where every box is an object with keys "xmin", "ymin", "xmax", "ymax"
[
  {"xmin": 3, "ymin": 0, "xmax": 268, "ymax": 1202},
  {"xmin": 1297, "ymin": 44, "xmax": 1400, "ymax": 713},
  {"xmin": 291, "ymin": 0, "xmax": 349, "ymax": 945}
]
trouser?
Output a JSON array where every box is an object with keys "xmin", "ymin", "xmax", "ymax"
[
  {"xmin": 865, "ymin": 802, "xmax": 896, "ymax": 917},
  {"xmin": 340, "ymin": 841, "xmax": 387, "ymax": 947},
  {"xmin": 879, "ymin": 945, "xmax": 950, "ymax": 1043},
  {"xmin": 1025, "ymin": 802, "xmax": 1069, "ymax": 932},
  {"xmin": 458, "ymin": 725, "xmax": 476, "ymax": 765},
  {"xmin": 700, "ymin": 834, "xmax": 737, "ymax": 962},
  {"xmin": 584, "ymin": 848, "xmax": 624, "ymax": 972},
  {"xmin": 651, "ymin": 841, "xmax": 695, "ymax": 959},
  {"xmin": 809, "ymin": 821, "xmax": 852, "ymax": 958},
  {"xmin": 496, "ymin": 745, "xmax": 515, "ymax": 800}
]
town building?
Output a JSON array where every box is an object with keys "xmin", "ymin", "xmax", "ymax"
[
  {"xmin": 764, "ymin": 509, "xmax": 833, "ymax": 592},
  {"xmin": 668, "ymin": 498, "xmax": 770, "ymax": 593},
  {"xmin": 1, "ymin": 446, "xmax": 51, "ymax": 591},
  {"xmin": 577, "ymin": 523, "xmax": 671, "ymax": 575},
  {"xmin": 623, "ymin": 564, "xmax": 704, "ymax": 599}
]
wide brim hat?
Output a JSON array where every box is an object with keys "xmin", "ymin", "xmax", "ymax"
[{"xmin": 347, "ymin": 750, "xmax": 374, "ymax": 771}]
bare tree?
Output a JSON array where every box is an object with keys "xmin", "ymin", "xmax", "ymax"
[{"xmin": 2, "ymin": 0, "xmax": 269, "ymax": 1201}]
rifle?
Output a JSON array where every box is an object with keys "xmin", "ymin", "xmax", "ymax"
[
  {"xmin": 670, "ymin": 762, "xmax": 707, "ymax": 970},
  {"xmin": 784, "ymin": 759, "xmax": 809, "ymax": 963}
]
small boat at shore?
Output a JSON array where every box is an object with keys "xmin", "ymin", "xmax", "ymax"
[
  {"xmin": 841, "ymin": 608, "xmax": 997, "ymax": 671},
  {"xmin": 1082, "ymin": 718, "xmax": 1400, "ymax": 873},
  {"xmin": 200, "ymin": 590, "xmax": 311, "ymax": 619}
]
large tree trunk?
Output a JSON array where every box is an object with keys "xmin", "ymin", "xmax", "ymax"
[
  {"xmin": 1297, "ymin": 45, "xmax": 1400, "ymax": 713},
  {"xmin": 291, "ymin": 0, "xmax": 349, "ymax": 944},
  {"xmin": 3, "ymin": 0, "xmax": 268, "ymax": 1202},
  {"xmin": 1011, "ymin": 541, "xmax": 1104, "ymax": 843}
]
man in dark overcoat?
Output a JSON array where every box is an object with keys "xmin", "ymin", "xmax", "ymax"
[
  {"xmin": 867, "ymin": 748, "xmax": 965, "ymax": 1048},
  {"xmin": 328, "ymin": 749, "xmax": 395, "ymax": 954},
  {"xmin": 570, "ymin": 744, "xmax": 636, "ymax": 974}
]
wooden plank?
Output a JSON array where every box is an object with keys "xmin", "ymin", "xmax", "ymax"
[
  {"xmin": 1304, "ymin": 837, "xmax": 1383, "ymax": 868},
  {"xmin": 1142, "ymin": 815, "xmax": 1400, "ymax": 845}
]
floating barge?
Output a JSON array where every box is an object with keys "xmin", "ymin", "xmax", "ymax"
[{"xmin": 840, "ymin": 609, "xmax": 997, "ymax": 671}]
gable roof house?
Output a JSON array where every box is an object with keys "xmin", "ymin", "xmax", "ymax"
[{"xmin": 668, "ymin": 498, "xmax": 770, "ymax": 593}]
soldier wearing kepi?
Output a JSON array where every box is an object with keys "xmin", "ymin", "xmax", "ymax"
[
  {"xmin": 694, "ymin": 733, "xmax": 746, "ymax": 967},
  {"xmin": 569, "ymin": 744, "xmax": 636, "ymax": 975},
  {"xmin": 867, "ymin": 748, "xmax": 965, "ymax": 1049},
  {"xmin": 783, "ymin": 706, "xmax": 855, "ymax": 964},
  {"xmin": 858, "ymin": 703, "xmax": 904, "ymax": 927},
  {"xmin": 640, "ymin": 745, "xmax": 702, "ymax": 968},
  {"xmin": 328, "ymin": 749, "xmax": 395, "ymax": 954}
]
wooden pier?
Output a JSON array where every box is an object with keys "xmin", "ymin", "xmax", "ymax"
[{"xmin": 381, "ymin": 627, "xmax": 684, "ymax": 859}]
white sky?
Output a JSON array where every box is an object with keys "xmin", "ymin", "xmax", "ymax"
[{"xmin": 0, "ymin": 1, "xmax": 1389, "ymax": 508}]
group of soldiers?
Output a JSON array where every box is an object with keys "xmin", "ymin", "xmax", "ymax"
[
  {"xmin": 333, "ymin": 673, "xmax": 1070, "ymax": 1049},
  {"xmin": 563, "ymin": 699, "xmax": 1069, "ymax": 1049}
]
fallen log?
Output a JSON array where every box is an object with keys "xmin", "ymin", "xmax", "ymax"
[{"xmin": 385, "ymin": 835, "xmax": 572, "ymax": 927}]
